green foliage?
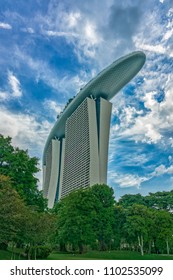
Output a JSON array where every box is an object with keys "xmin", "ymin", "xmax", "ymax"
[
  {"xmin": 117, "ymin": 191, "xmax": 173, "ymax": 255},
  {"xmin": 0, "ymin": 172, "xmax": 54, "ymax": 260},
  {"xmin": 54, "ymin": 184, "xmax": 115, "ymax": 253},
  {"xmin": 152, "ymin": 210, "xmax": 173, "ymax": 254},
  {"xmin": 119, "ymin": 190, "xmax": 173, "ymax": 212},
  {"xmin": 113, "ymin": 205, "xmax": 126, "ymax": 249},
  {"xmin": 145, "ymin": 190, "xmax": 173, "ymax": 211},
  {"xmin": 0, "ymin": 175, "xmax": 27, "ymax": 245},
  {"xmin": 55, "ymin": 188, "xmax": 96, "ymax": 253},
  {"xmin": 153, "ymin": 210, "xmax": 173, "ymax": 239},
  {"xmin": 53, "ymin": 185, "xmax": 173, "ymax": 256},
  {"xmin": 124, "ymin": 204, "xmax": 153, "ymax": 237},
  {"xmin": 90, "ymin": 184, "xmax": 115, "ymax": 250},
  {"xmin": 20, "ymin": 210, "xmax": 56, "ymax": 259},
  {"xmin": 0, "ymin": 134, "xmax": 47, "ymax": 211},
  {"xmin": 123, "ymin": 204, "xmax": 154, "ymax": 255},
  {"xmin": 118, "ymin": 194, "xmax": 146, "ymax": 208}
]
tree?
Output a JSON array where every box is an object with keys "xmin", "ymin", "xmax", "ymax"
[
  {"xmin": 152, "ymin": 210, "xmax": 173, "ymax": 255},
  {"xmin": 90, "ymin": 184, "xmax": 115, "ymax": 250},
  {"xmin": 55, "ymin": 188, "xmax": 96, "ymax": 253},
  {"xmin": 21, "ymin": 211, "xmax": 56, "ymax": 259},
  {"xmin": 124, "ymin": 204, "xmax": 154, "ymax": 255},
  {"xmin": 0, "ymin": 175, "xmax": 27, "ymax": 251},
  {"xmin": 0, "ymin": 134, "xmax": 47, "ymax": 210},
  {"xmin": 54, "ymin": 184, "xmax": 115, "ymax": 253},
  {"xmin": 0, "ymin": 175, "xmax": 55, "ymax": 259}
]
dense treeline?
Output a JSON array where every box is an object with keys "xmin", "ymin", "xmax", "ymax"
[
  {"xmin": 0, "ymin": 134, "xmax": 173, "ymax": 258},
  {"xmin": 53, "ymin": 186, "xmax": 173, "ymax": 255}
]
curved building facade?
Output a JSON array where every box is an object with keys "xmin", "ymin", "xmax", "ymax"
[{"xmin": 43, "ymin": 51, "xmax": 146, "ymax": 208}]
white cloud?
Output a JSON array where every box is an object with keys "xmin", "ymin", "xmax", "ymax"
[
  {"xmin": 137, "ymin": 43, "xmax": 167, "ymax": 55},
  {"xmin": 119, "ymin": 114, "xmax": 162, "ymax": 144},
  {"xmin": 152, "ymin": 164, "xmax": 173, "ymax": 176},
  {"xmin": 65, "ymin": 11, "xmax": 81, "ymax": 27},
  {"xmin": 109, "ymin": 171, "xmax": 148, "ymax": 189},
  {"xmin": 0, "ymin": 72, "xmax": 22, "ymax": 101},
  {"xmin": 108, "ymin": 162, "xmax": 173, "ymax": 190},
  {"xmin": 45, "ymin": 30, "xmax": 78, "ymax": 38},
  {"xmin": 45, "ymin": 19, "xmax": 101, "ymax": 52},
  {"xmin": 84, "ymin": 21, "xmax": 101, "ymax": 45},
  {"xmin": 43, "ymin": 100, "xmax": 63, "ymax": 113},
  {"xmin": 0, "ymin": 22, "xmax": 12, "ymax": 29},
  {"xmin": 163, "ymin": 29, "xmax": 173, "ymax": 41},
  {"xmin": 40, "ymin": 4, "xmax": 103, "ymax": 62},
  {"xmin": 8, "ymin": 71, "xmax": 22, "ymax": 98},
  {"xmin": 21, "ymin": 27, "xmax": 35, "ymax": 34},
  {"xmin": 43, "ymin": 99, "xmax": 64, "ymax": 120},
  {"xmin": 0, "ymin": 107, "xmax": 50, "ymax": 153},
  {"xmin": 0, "ymin": 91, "xmax": 9, "ymax": 101},
  {"xmin": 111, "ymin": 98, "xmax": 163, "ymax": 144}
]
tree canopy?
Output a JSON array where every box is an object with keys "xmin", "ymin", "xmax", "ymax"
[
  {"xmin": 0, "ymin": 134, "xmax": 47, "ymax": 211},
  {"xmin": 54, "ymin": 184, "xmax": 115, "ymax": 253},
  {"xmin": 0, "ymin": 175, "xmax": 26, "ymax": 246}
]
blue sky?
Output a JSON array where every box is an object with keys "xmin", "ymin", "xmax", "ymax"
[{"xmin": 0, "ymin": 0, "xmax": 173, "ymax": 200}]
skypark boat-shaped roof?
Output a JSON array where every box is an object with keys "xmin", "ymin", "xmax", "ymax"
[{"xmin": 43, "ymin": 51, "xmax": 146, "ymax": 164}]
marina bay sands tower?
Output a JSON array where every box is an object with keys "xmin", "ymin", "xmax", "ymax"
[{"xmin": 43, "ymin": 51, "xmax": 146, "ymax": 208}]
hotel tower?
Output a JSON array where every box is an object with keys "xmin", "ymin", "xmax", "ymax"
[{"xmin": 43, "ymin": 51, "xmax": 146, "ymax": 208}]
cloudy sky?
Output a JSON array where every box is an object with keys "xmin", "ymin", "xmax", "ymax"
[{"xmin": 0, "ymin": 0, "xmax": 173, "ymax": 199}]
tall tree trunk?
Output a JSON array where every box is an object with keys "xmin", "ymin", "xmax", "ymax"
[
  {"xmin": 27, "ymin": 244, "xmax": 31, "ymax": 260},
  {"xmin": 148, "ymin": 240, "xmax": 152, "ymax": 254},
  {"xmin": 11, "ymin": 242, "xmax": 16, "ymax": 260},
  {"xmin": 138, "ymin": 235, "xmax": 144, "ymax": 256},
  {"xmin": 34, "ymin": 247, "xmax": 37, "ymax": 260},
  {"xmin": 166, "ymin": 239, "xmax": 170, "ymax": 255},
  {"xmin": 11, "ymin": 242, "xmax": 14, "ymax": 260}
]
